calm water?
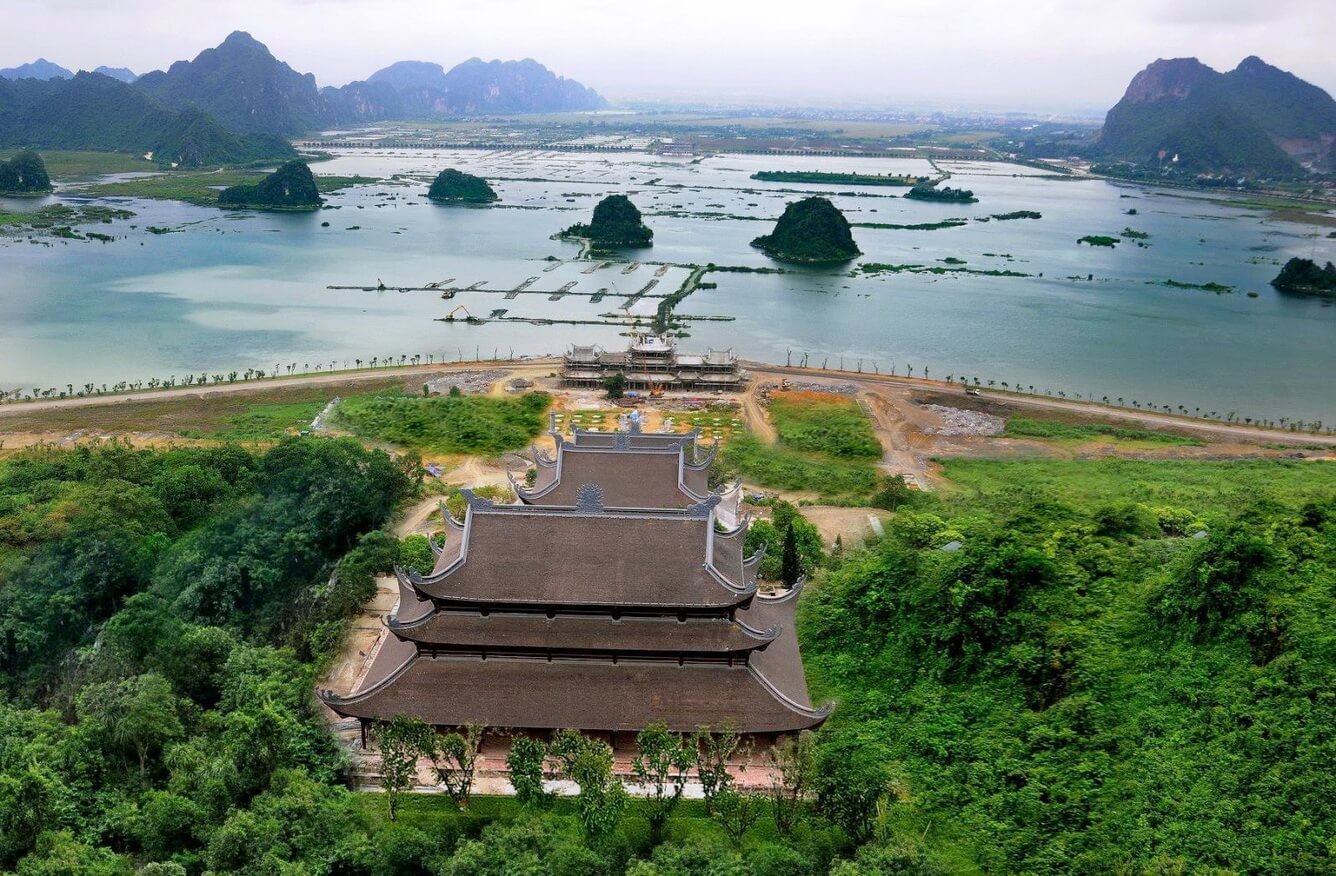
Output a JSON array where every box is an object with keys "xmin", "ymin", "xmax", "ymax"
[{"xmin": 1, "ymin": 148, "xmax": 1333, "ymax": 423}]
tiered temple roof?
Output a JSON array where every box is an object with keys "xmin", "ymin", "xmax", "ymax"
[
  {"xmin": 561, "ymin": 332, "xmax": 746, "ymax": 391},
  {"xmin": 320, "ymin": 426, "xmax": 826, "ymax": 736},
  {"xmin": 512, "ymin": 413, "xmax": 734, "ymax": 511}
]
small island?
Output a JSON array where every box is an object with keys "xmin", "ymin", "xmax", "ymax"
[
  {"xmin": 750, "ymin": 170, "xmax": 928, "ymax": 187},
  {"xmin": 751, "ymin": 196, "xmax": 861, "ymax": 264},
  {"xmin": 427, "ymin": 168, "xmax": 498, "ymax": 203},
  {"xmin": 0, "ymin": 150, "xmax": 54, "ymax": 197},
  {"xmin": 562, "ymin": 194, "xmax": 653, "ymax": 247},
  {"xmin": 905, "ymin": 184, "xmax": 978, "ymax": 203},
  {"xmin": 1271, "ymin": 257, "xmax": 1336, "ymax": 297},
  {"xmin": 218, "ymin": 160, "xmax": 323, "ymax": 210}
]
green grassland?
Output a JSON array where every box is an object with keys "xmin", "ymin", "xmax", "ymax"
[
  {"xmin": 721, "ymin": 393, "xmax": 883, "ymax": 498},
  {"xmin": 722, "ymin": 432, "xmax": 880, "ymax": 497},
  {"xmin": 334, "ymin": 391, "xmax": 552, "ymax": 455},
  {"xmin": 769, "ymin": 393, "xmax": 882, "ymax": 459},
  {"xmin": 78, "ymin": 170, "xmax": 375, "ymax": 207},
  {"xmin": 0, "ymin": 149, "xmax": 156, "ymax": 179},
  {"xmin": 938, "ymin": 456, "xmax": 1330, "ymax": 511},
  {"xmin": 1003, "ymin": 416, "xmax": 1205, "ymax": 447},
  {"xmin": 0, "ymin": 378, "xmax": 405, "ymax": 442}
]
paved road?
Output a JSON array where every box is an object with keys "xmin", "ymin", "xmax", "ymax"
[
  {"xmin": 745, "ymin": 362, "xmax": 1336, "ymax": 448},
  {"xmin": 0, "ymin": 359, "xmax": 561, "ymax": 418},
  {"xmin": 2, "ymin": 357, "xmax": 1330, "ymax": 448}
]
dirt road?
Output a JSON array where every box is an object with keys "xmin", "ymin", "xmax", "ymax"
[{"xmin": 3, "ymin": 357, "xmax": 1329, "ymax": 450}]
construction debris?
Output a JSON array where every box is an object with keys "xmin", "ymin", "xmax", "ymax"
[
  {"xmin": 423, "ymin": 370, "xmax": 508, "ymax": 395},
  {"xmin": 921, "ymin": 404, "xmax": 1006, "ymax": 436}
]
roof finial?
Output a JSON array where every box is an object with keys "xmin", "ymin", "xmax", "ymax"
[
  {"xmin": 575, "ymin": 482, "xmax": 606, "ymax": 513},
  {"xmin": 686, "ymin": 494, "xmax": 722, "ymax": 518},
  {"xmin": 459, "ymin": 488, "xmax": 495, "ymax": 511}
]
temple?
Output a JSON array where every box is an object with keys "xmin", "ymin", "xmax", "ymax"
[
  {"xmin": 510, "ymin": 413, "xmax": 743, "ymax": 525},
  {"xmin": 561, "ymin": 331, "xmax": 746, "ymax": 392},
  {"xmin": 320, "ymin": 420, "xmax": 826, "ymax": 747}
]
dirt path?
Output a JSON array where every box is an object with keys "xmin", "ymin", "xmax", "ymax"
[
  {"xmin": 860, "ymin": 389, "xmax": 941, "ymax": 489},
  {"xmin": 739, "ymin": 382, "xmax": 778, "ymax": 445}
]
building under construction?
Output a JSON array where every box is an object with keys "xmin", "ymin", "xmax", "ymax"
[{"xmin": 561, "ymin": 332, "xmax": 746, "ymax": 392}]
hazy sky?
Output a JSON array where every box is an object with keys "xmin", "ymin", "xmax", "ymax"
[{"xmin": 3, "ymin": 0, "xmax": 1333, "ymax": 113}]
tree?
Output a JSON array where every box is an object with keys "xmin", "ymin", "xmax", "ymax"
[
  {"xmin": 814, "ymin": 733, "xmax": 891, "ymax": 845},
  {"xmin": 552, "ymin": 729, "xmax": 626, "ymax": 838},
  {"xmin": 432, "ymin": 723, "xmax": 484, "ymax": 809},
  {"xmin": 375, "ymin": 715, "xmax": 433, "ymax": 821},
  {"xmin": 76, "ymin": 673, "xmax": 184, "ymax": 776},
  {"xmin": 604, "ymin": 372, "xmax": 626, "ymax": 400},
  {"xmin": 714, "ymin": 783, "xmax": 764, "ymax": 847},
  {"xmin": 632, "ymin": 722, "xmax": 694, "ymax": 842},
  {"xmin": 767, "ymin": 730, "xmax": 815, "ymax": 835},
  {"xmin": 870, "ymin": 474, "xmax": 914, "ymax": 512},
  {"xmin": 781, "ymin": 525, "xmax": 801, "ymax": 587},
  {"xmin": 691, "ymin": 724, "xmax": 745, "ymax": 815},
  {"xmin": 506, "ymin": 736, "xmax": 550, "ymax": 807}
]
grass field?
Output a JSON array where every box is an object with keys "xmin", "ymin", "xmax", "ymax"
[
  {"xmin": 723, "ymin": 392, "xmax": 882, "ymax": 497},
  {"xmin": 723, "ymin": 432, "xmax": 879, "ymax": 497},
  {"xmin": 79, "ymin": 170, "xmax": 376, "ymax": 207},
  {"xmin": 334, "ymin": 391, "xmax": 552, "ymax": 455},
  {"xmin": 1, "ymin": 149, "xmax": 156, "ymax": 179},
  {"xmin": 938, "ymin": 457, "xmax": 1334, "ymax": 512},
  {"xmin": 769, "ymin": 391, "xmax": 882, "ymax": 459},
  {"xmin": 0, "ymin": 378, "xmax": 405, "ymax": 441},
  {"xmin": 1004, "ymin": 416, "xmax": 1206, "ymax": 448}
]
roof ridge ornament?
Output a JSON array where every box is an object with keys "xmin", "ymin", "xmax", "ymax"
[
  {"xmin": 686, "ymin": 494, "xmax": 722, "ymax": 518},
  {"xmin": 459, "ymin": 488, "xmax": 495, "ymax": 511},
  {"xmin": 575, "ymin": 482, "xmax": 606, "ymax": 513}
]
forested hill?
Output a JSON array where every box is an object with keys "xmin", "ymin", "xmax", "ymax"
[
  {"xmin": 135, "ymin": 31, "xmax": 326, "ymax": 137},
  {"xmin": 0, "ymin": 72, "xmax": 295, "ymax": 167},
  {"xmin": 800, "ymin": 458, "xmax": 1336, "ymax": 871},
  {"xmin": 1096, "ymin": 55, "xmax": 1336, "ymax": 176}
]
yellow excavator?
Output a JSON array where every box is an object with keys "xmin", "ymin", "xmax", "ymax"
[{"xmin": 443, "ymin": 305, "xmax": 484, "ymax": 325}]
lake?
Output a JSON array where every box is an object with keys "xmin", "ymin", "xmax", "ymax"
[{"xmin": 1, "ymin": 147, "xmax": 1333, "ymax": 424}]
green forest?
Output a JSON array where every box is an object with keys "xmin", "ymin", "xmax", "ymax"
[
  {"xmin": 0, "ymin": 434, "xmax": 1331, "ymax": 873},
  {"xmin": 751, "ymin": 197, "xmax": 861, "ymax": 264},
  {"xmin": 426, "ymin": 169, "xmax": 498, "ymax": 204}
]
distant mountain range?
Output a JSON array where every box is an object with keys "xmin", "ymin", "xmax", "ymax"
[
  {"xmin": 324, "ymin": 57, "xmax": 607, "ymax": 122},
  {"xmin": 0, "ymin": 58, "xmax": 136, "ymax": 82},
  {"xmin": 0, "ymin": 32, "xmax": 606, "ymax": 162},
  {"xmin": 1097, "ymin": 56, "xmax": 1336, "ymax": 177}
]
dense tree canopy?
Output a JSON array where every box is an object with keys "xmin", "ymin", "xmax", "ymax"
[
  {"xmin": 750, "ymin": 197, "xmax": 860, "ymax": 264},
  {"xmin": 218, "ymin": 160, "xmax": 322, "ymax": 209},
  {"xmin": 564, "ymin": 194, "xmax": 653, "ymax": 247},
  {"xmin": 426, "ymin": 168, "xmax": 498, "ymax": 203},
  {"xmin": 1271, "ymin": 256, "xmax": 1336, "ymax": 296},
  {"xmin": 0, "ymin": 150, "xmax": 53, "ymax": 195}
]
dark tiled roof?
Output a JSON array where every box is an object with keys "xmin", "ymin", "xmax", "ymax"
[
  {"xmin": 390, "ymin": 611, "xmax": 775, "ymax": 654},
  {"xmin": 520, "ymin": 445, "xmax": 704, "ymax": 509},
  {"xmin": 415, "ymin": 507, "xmax": 751, "ymax": 609},
  {"xmin": 324, "ymin": 654, "xmax": 827, "ymax": 733}
]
